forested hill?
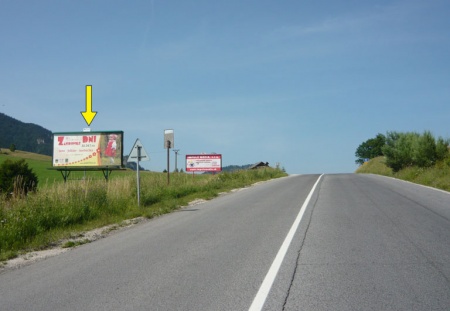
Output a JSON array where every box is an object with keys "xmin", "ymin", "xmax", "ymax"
[{"xmin": 0, "ymin": 113, "xmax": 53, "ymax": 156}]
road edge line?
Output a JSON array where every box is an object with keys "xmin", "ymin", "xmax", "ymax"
[{"xmin": 367, "ymin": 173, "xmax": 450, "ymax": 196}]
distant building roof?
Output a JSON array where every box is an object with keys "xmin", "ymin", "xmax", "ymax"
[{"xmin": 249, "ymin": 162, "xmax": 269, "ymax": 169}]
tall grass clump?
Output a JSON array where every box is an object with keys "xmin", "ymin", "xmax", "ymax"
[{"xmin": 0, "ymin": 177, "xmax": 135, "ymax": 260}]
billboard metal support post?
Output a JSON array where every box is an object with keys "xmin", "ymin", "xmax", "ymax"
[
  {"xmin": 173, "ymin": 149, "xmax": 180, "ymax": 173},
  {"xmin": 164, "ymin": 129, "xmax": 174, "ymax": 185}
]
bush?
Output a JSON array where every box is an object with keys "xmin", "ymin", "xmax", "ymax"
[
  {"xmin": 382, "ymin": 131, "xmax": 449, "ymax": 172},
  {"xmin": 0, "ymin": 159, "xmax": 38, "ymax": 195}
]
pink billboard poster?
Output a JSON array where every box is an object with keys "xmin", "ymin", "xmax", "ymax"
[{"xmin": 53, "ymin": 131, "xmax": 123, "ymax": 167}]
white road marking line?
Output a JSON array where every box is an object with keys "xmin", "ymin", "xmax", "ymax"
[{"xmin": 248, "ymin": 174, "xmax": 323, "ymax": 311}]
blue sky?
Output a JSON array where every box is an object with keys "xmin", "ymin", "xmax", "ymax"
[{"xmin": 1, "ymin": 0, "xmax": 449, "ymax": 174}]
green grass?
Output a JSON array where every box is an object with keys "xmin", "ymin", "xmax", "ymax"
[
  {"xmin": 354, "ymin": 157, "xmax": 394, "ymax": 177},
  {"xmin": 62, "ymin": 239, "xmax": 90, "ymax": 248},
  {"xmin": 0, "ymin": 149, "xmax": 288, "ymax": 261},
  {"xmin": 356, "ymin": 156, "xmax": 450, "ymax": 192},
  {"xmin": 0, "ymin": 148, "xmax": 136, "ymax": 187},
  {"xmin": 0, "ymin": 149, "xmax": 113, "ymax": 186},
  {"xmin": 0, "ymin": 149, "xmax": 61, "ymax": 185}
]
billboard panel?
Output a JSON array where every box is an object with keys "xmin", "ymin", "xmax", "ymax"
[
  {"xmin": 186, "ymin": 154, "xmax": 222, "ymax": 172},
  {"xmin": 53, "ymin": 131, "xmax": 124, "ymax": 167}
]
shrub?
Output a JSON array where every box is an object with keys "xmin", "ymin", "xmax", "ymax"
[{"xmin": 0, "ymin": 159, "xmax": 38, "ymax": 195}]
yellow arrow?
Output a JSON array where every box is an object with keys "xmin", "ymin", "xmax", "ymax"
[{"xmin": 81, "ymin": 85, "xmax": 97, "ymax": 126}]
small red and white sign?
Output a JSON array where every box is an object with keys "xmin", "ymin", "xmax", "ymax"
[{"xmin": 186, "ymin": 154, "xmax": 222, "ymax": 172}]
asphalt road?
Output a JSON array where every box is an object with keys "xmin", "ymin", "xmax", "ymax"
[{"xmin": 1, "ymin": 174, "xmax": 449, "ymax": 310}]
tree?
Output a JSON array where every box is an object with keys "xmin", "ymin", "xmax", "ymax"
[
  {"xmin": 414, "ymin": 131, "xmax": 436, "ymax": 167},
  {"xmin": 382, "ymin": 132, "xmax": 419, "ymax": 172},
  {"xmin": 355, "ymin": 133, "xmax": 386, "ymax": 165},
  {"xmin": 436, "ymin": 137, "xmax": 450, "ymax": 161},
  {"xmin": 9, "ymin": 144, "xmax": 16, "ymax": 152},
  {"xmin": 0, "ymin": 159, "xmax": 38, "ymax": 196}
]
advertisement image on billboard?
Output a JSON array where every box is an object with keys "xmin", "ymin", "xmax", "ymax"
[
  {"xmin": 186, "ymin": 154, "xmax": 222, "ymax": 172},
  {"xmin": 53, "ymin": 131, "xmax": 124, "ymax": 167}
]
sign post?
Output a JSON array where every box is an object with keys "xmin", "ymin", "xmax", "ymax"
[
  {"xmin": 164, "ymin": 129, "xmax": 174, "ymax": 185},
  {"xmin": 137, "ymin": 146, "xmax": 142, "ymax": 206},
  {"xmin": 128, "ymin": 139, "xmax": 149, "ymax": 206}
]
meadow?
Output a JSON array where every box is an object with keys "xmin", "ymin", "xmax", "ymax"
[
  {"xmin": 0, "ymin": 149, "xmax": 287, "ymax": 261},
  {"xmin": 0, "ymin": 149, "xmax": 115, "ymax": 186}
]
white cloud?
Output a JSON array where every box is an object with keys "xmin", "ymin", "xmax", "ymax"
[{"xmin": 262, "ymin": 0, "xmax": 433, "ymax": 45}]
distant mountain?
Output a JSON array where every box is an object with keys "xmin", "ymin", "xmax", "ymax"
[
  {"xmin": 0, "ymin": 113, "xmax": 53, "ymax": 156},
  {"xmin": 201, "ymin": 164, "xmax": 253, "ymax": 174},
  {"xmin": 222, "ymin": 164, "xmax": 253, "ymax": 172},
  {"xmin": 123, "ymin": 155, "xmax": 147, "ymax": 171}
]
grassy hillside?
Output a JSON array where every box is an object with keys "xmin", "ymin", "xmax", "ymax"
[{"xmin": 356, "ymin": 156, "xmax": 450, "ymax": 192}]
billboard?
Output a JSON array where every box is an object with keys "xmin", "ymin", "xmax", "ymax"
[
  {"xmin": 186, "ymin": 154, "xmax": 222, "ymax": 172},
  {"xmin": 53, "ymin": 131, "xmax": 124, "ymax": 167}
]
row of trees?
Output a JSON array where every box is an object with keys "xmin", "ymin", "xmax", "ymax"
[{"xmin": 355, "ymin": 131, "xmax": 450, "ymax": 172}]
